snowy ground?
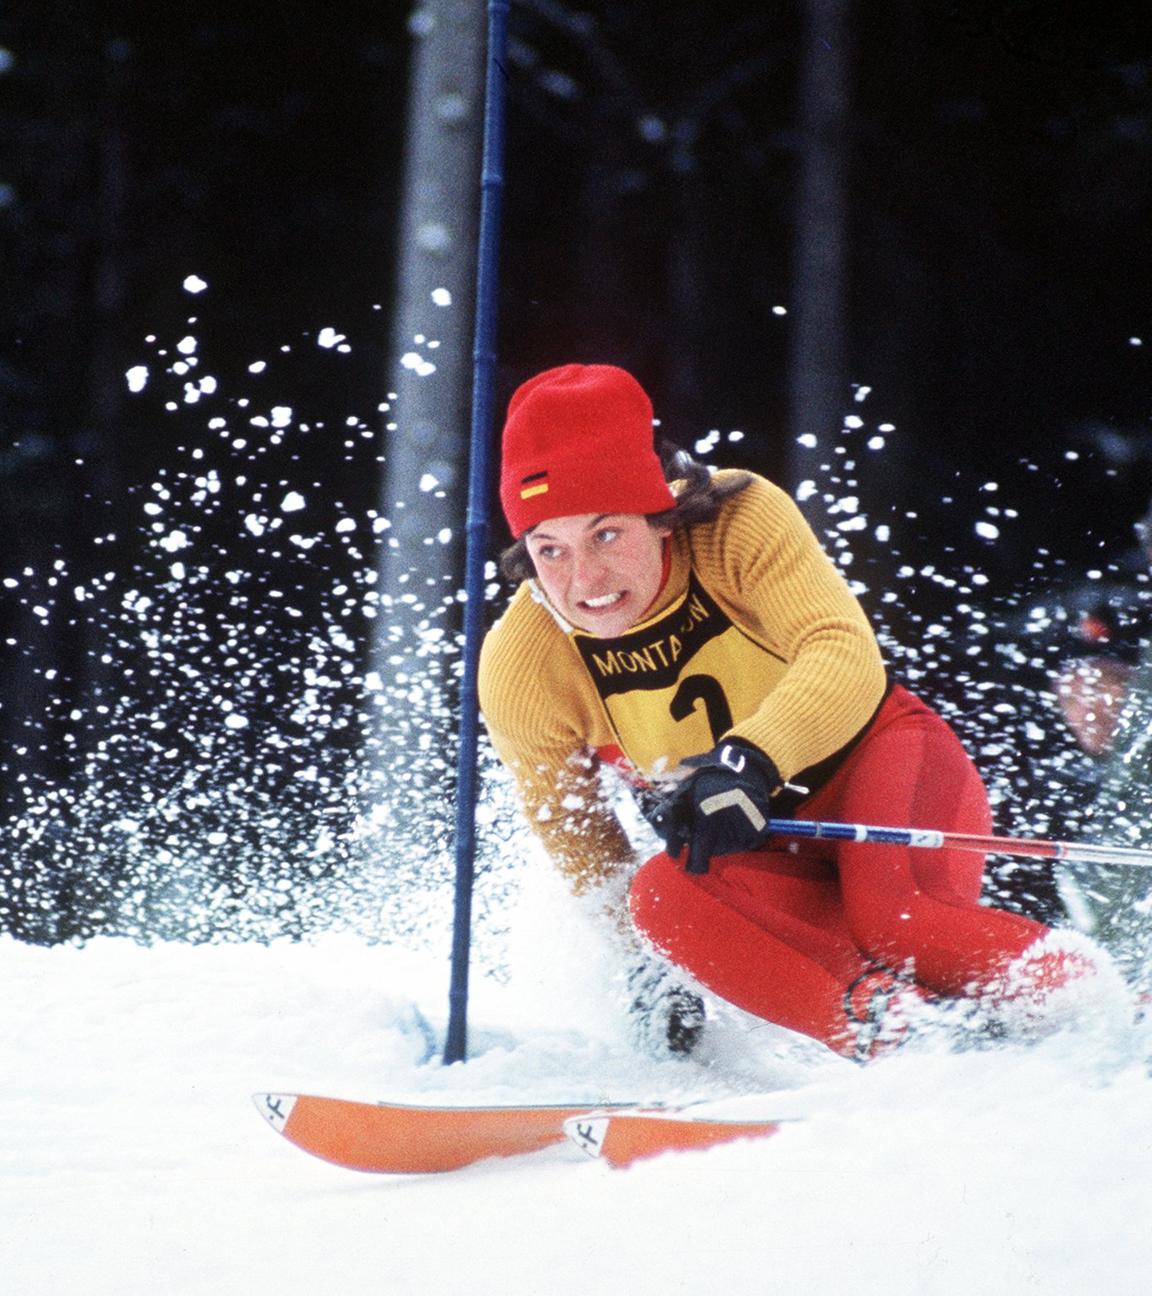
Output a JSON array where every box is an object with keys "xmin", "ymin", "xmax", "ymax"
[{"xmin": 6, "ymin": 871, "xmax": 1152, "ymax": 1296}]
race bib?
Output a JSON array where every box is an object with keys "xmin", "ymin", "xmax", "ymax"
[{"xmin": 572, "ymin": 572, "xmax": 787, "ymax": 775}]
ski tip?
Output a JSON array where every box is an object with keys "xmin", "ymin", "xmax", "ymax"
[
  {"xmin": 253, "ymin": 1092, "xmax": 298, "ymax": 1133},
  {"xmin": 564, "ymin": 1109, "xmax": 789, "ymax": 1170}
]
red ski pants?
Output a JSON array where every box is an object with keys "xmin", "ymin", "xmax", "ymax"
[{"xmin": 629, "ymin": 685, "xmax": 1054, "ymax": 1057}]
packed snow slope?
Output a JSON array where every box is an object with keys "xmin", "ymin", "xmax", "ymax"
[{"xmin": 4, "ymin": 867, "xmax": 1152, "ymax": 1296}]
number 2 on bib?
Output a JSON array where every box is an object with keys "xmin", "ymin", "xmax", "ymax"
[{"xmin": 670, "ymin": 674, "xmax": 733, "ymax": 745}]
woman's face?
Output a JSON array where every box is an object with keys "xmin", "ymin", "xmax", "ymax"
[{"xmin": 524, "ymin": 512, "xmax": 670, "ymax": 638}]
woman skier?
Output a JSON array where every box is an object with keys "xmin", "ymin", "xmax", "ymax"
[{"xmin": 479, "ymin": 363, "xmax": 1105, "ymax": 1061}]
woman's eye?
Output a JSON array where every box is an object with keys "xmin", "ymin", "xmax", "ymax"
[{"xmin": 595, "ymin": 528, "xmax": 620, "ymax": 545}]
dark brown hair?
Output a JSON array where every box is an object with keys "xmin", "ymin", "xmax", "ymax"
[{"xmin": 498, "ymin": 442, "xmax": 753, "ymax": 583}]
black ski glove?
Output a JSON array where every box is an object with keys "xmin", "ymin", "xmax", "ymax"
[{"xmin": 651, "ymin": 738, "xmax": 782, "ymax": 875}]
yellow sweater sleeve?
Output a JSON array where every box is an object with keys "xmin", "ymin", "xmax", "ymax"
[
  {"xmin": 693, "ymin": 472, "xmax": 887, "ymax": 780},
  {"xmin": 479, "ymin": 587, "xmax": 636, "ymax": 892}
]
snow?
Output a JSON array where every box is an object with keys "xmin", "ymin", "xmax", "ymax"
[{"xmin": 6, "ymin": 883, "xmax": 1152, "ymax": 1295}]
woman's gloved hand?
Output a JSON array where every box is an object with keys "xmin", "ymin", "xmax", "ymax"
[{"xmin": 650, "ymin": 738, "xmax": 781, "ymax": 874}]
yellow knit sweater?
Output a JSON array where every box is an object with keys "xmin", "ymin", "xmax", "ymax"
[{"xmin": 478, "ymin": 471, "xmax": 887, "ymax": 890}]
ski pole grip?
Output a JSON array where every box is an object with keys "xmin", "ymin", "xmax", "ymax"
[{"xmin": 685, "ymin": 836, "xmax": 711, "ymax": 875}]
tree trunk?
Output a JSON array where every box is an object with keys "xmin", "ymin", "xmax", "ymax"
[
  {"xmin": 787, "ymin": 0, "xmax": 851, "ymax": 511},
  {"xmin": 368, "ymin": 2, "xmax": 488, "ymax": 813},
  {"xmin": 375, "ymin": 1, "xmax": 487, "ymax": 638}
]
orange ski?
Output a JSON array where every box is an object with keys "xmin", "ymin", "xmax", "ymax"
[
  {"xmin": 253, "ymin": 1093, "xmax": 634, "ymax": 1174},
  {"xmin": 565, "ymin": 1109, "xmax": 790, "ymax": 1168}
]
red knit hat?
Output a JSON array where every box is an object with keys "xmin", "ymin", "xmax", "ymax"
[{"xmin": 499, "ymin": 364, "xmax": 676, "ymax": 536}]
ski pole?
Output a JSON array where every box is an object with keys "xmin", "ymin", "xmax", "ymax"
[
  {"xmin": 444, "ymin": 0, "xmax": 510, "ymax": 1067},
  {"xmin": 762, "ymin": 817, "xmax": 1152, "ymax": 870}
]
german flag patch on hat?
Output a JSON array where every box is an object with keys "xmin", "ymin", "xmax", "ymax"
[{"xmin": 519, "ymin": 470, "xmax": 549, "ymax": 500}]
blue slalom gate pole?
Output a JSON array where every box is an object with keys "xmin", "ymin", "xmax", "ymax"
[{"xmin": 444, "ymin": 0, "xmax": 510, "ymax": 1065}]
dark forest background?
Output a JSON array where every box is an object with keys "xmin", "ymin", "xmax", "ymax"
[{"xmin": 2, "ymin": 0, "xmax": 1152, "ymax": 942}]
